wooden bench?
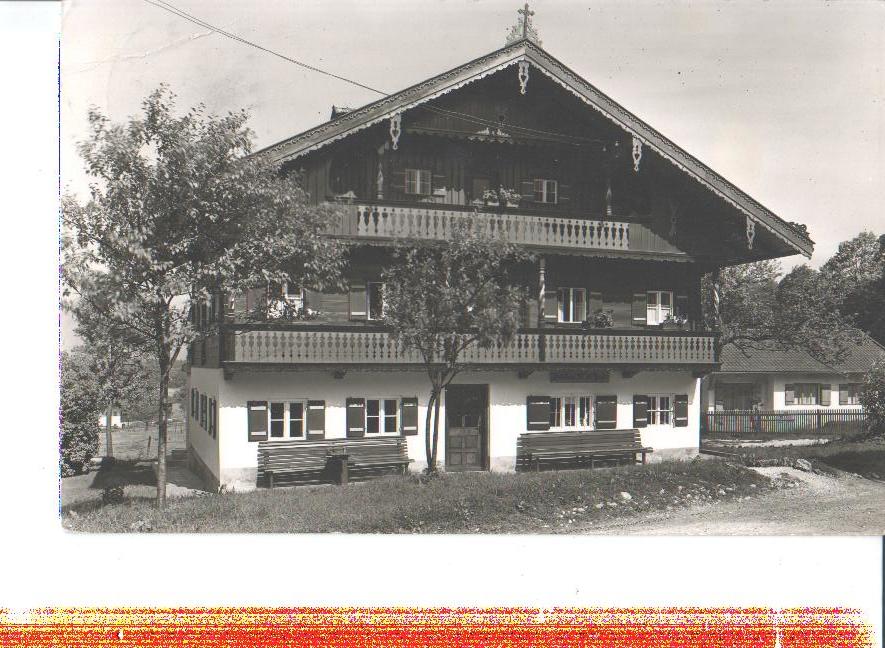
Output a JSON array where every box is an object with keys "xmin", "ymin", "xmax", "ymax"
[
  {"xmin": 260, "ymin": 437, "xmax": 411, "ymax": 488},
  {"xmin": 516, "ymin": 429, "xmax": 653, "ymax": 472}
]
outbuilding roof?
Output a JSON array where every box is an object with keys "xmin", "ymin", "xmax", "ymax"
[{"xmin": 718, "ymin": 337, "xmax": 885, "ymax": 375}]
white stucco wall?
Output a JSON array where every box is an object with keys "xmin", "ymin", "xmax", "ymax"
[
  {"xmin": 187, "ymin": 367, "xmax": 222, "ymax": 487},
  {"xmin": 705, "ymin": 374, "xmax": 865, "ymax": 411},
  {"xmin": 191, "ymin": 368, "xmax": 702, "ymax": 490}
]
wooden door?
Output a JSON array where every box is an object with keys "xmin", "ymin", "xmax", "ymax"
[{"xmin": 445, "ymin": 385, "xmax": 488, "ymax": 471}]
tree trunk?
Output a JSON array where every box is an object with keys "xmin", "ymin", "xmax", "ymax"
[
  {"xmin": 430, "ymin": 390, "xmax": 442, "ymax": 469},
  {"xmin": 105, "ymin": 407, "xmax": 114, "ymax": 459},
  {"xmin": 156, "ymin": 344, "xmax": 170, "ymax": 509},
  {"xmin": 424, "ymin": 391, "xmax": 435, "ymax": 472}
]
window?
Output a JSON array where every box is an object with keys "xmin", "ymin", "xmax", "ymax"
[
  {"xmin": 647, "ymin": 395, "xmax": 672, "ymax": 425},
  {"xmin": 200, "ymin": 394, "xmax": 207, "ymax": 429},
  {"xmin": 646, "ymin": 290, "xmax": 673, "ymax": 325},
  {"xmin": 405, "ymin": 169, "xmax": 432, "ymax": 195},
  {"xmin": 367, "ymin": 281, "xmax": 384, "ymax": 320},
  {"xmin": 266, "ymin": 401, "xmax": 308, "ymax": 439},
  {"xmin": 289, "ymin": 401, "xmax": 305, "ymax": 437},
  {"xmin": 841, "ymin": 383, "xmax": 861, "ymax": 406},
  {"xmin": 558, "ymin": 288, "xmax": 586, "ymax": 323},
  {"xmin": 549, "ymin": 395, "xmax": 592, "ymax": 429},
  {"xmin": 366, "ymin": 398, "xmax": 399, "ymax": 435},
  {"xmin": 533, "ymin": 178, "xmax": 558, "ymax": 204},
  {"xmin": 283, "ymin": 282, "xmax": 305, "ymax": 311},
  {"xmin": 794, "ymin": 383, "xmax": 819, "ymax": 406}
]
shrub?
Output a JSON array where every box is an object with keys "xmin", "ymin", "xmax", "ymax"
[
  {"xmin": 60, "ymin": 351, "xmax": 102, "ymax": 476},
  {"xmin": 860, "ymin": 358, "xmax": 885, "ymax": 437},
  {"xmin": 61, "ymin": 420, "xmax": 100, "ymax": 476},
  {"xmin": 587, "ymin": 310, "xmax": 614, "ymax": 329}
]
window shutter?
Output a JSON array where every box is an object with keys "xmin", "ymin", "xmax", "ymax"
[
  {"xmin": 819, "ymin": 384, "xmax": 831, "ymax": 406},
  {"xmin": 306, "ymin": 400, "xmax": 326, "ymax": 439},
  {"xmin": 401, "ymin": 397, "xmax": 419, "ymax": 435},
  {"xmin": 212, "ymin": 399, "xmax": 218, "ymax": 438},
  {"xmin": 520, "ymin": 179, "xmax": 535, "ymax": 202},
  {"xmin": 674, "ymin": 394, "xmax": 689, "ymax": 427},
  {"xmin": 558, "ymin": 183, "xmax": 570, "ymax": 204},
  {"xmin": 543, "ymin": 290, "xmax": 558, "ymax": 322},
  {"xmin": 784, "ymin": 384, "xmax": 795, "ymax": 406},
  {"xmin": 839, "ymin": 384, "xmax": 848, "ymax": 406},
  {"xmin": 595, "ymin": 395, "xmax": 618, "ymax": 430},
  {"xmin": 191, "ymin": 388, "xmax": 197, "ymax": 418},
  {"xmin": 631, "ymin": 292, "xmax": 647, "ymax": 325},
  {"xmin": 526, "ymin": 395, "xmax": 551, "ymax": 431},
  {"xmin": 632, "ymin": 395, "xmax": 648, "ymax": 428},
  {"xmin": 390, "ymin": 169, "xmax": 406, "ymax": 193},
  {"xmin": 247, "ymin": 401, "xmax": 268, "ymax": 442},
  {"xmin": 588, "ymin": 291, "xmax": 603, "ymax": 316},
  {"xmin": 432, "ymin": 173, "xmax": 446, "ymax": 194},
  {"xmin": 200, "ymin": 395, "xmax": 207, "ymax": 429},
  {"xmin": 346, "ymin": 397, "xmax": 366, "ymax": 438},
  {"xmin": 349, "ymin": 281, "xmax": 367, "ymax": 320},
  {"xmin": 208, "ymin": 398, "xmax": 213, "ymax": 437}
]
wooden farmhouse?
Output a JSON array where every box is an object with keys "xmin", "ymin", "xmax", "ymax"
[{"xmin": 186, "ymin": 26, "xmax": 813, "ymax": 490}]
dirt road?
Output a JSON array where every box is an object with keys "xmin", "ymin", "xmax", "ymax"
[{"xmin": 581, "ymin": 468, "xmax": 885, "ymax": 535}]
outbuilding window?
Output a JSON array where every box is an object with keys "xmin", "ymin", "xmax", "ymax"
[{"xmin": 366, "ymin": 398, "xmax": 399, "ymax": 435}]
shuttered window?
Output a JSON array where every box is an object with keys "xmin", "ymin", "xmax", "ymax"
[
  {"xmin": 674, "ymin": 394, "xmax": 689, "ymax": 427},
  {"xmin": 548, "ymin": 395, "xmax": 592, "ymax": 429},
  {"xmin": 247, "ymin": 401, "xmax": 268, "ymax": 442},
  {"xmin": 633, "ymin": 395, "xmax": 648, "ymax": 428},
  {"xmin": 401, "ymin": 397, "xmax": 419, "ymax": 435},
  {"xmin": 349, "ymin": 282, "xmax": 367, "ymax": 320},
  {"xmin": 200, "ymin": 394, "xmax": 207, "ymax": 429},
  {"xmin": 631, "ymin": 292, "xmax": 647, "ymax": 325},
  {"xmin": 595, "ymin": 396, "xmax": 618, "ymax": 430},
  {"xmin": 367, "ymin": 282, "xmax": 384, "ymax": 321},
  {"xmin": 191, "ymin": 388, "xmax": 197, "ymax": 418},
  {"xmin": 366, "ymin": 398, "xmax": 399, "ymax": 434},
  {"xmin": 789, "ymin": 383, "xmax": 820, "ymax": 406},
  {"xmin": 526, "ymin": 395, "xmax": 551, "ymax": 431},
  {"xmin": 346, "ymin": 397, "xmax": 366, "ymax": 438},
  {"xmin": 306, "ymin": 400, "xmax": 326, "ymax": 439}
]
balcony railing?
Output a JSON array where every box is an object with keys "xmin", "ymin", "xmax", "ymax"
[
  {"xmin": 222, "ymin": 328, "xmax": 716, "ymax": 366},
  {"xmin": 327, "ymin": 203, "xmax": 682, "ymax": 255}
]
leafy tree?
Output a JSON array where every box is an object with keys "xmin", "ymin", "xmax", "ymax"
[
  {"xmin": 382, "ymin": 222, "xmax": 531, "ymax": 472},
  {"xmin": 821, "ymin": 231, "xmax": 885, "ymax": 344},
  {"xmin": 860, "ymin": 358, "xmax": 885, "ymax": 437},
  {"xmin": 703, "ymin": 259, "xmax": 861, "ymax": 362},
  {"xmin": 60, "ymin": 350, "xmax": 102, "ymax": 476},
  {"xmin": 63, "ymin": 87, "xmax": 345, "ymax": 507}
]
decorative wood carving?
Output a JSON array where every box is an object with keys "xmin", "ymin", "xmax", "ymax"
[
  {"xmin": 746, "ymin": 216, "xmax": 756, "ymax": 250},
  {"xmin": 538, "ymin": 255, "xmax": 546, "ymax": 326},
  {"xmin": 518, "ymin": 60, "xmax": 530, "ymax": 95},
  {"xmin": 389, "ymin": 113, "xmax": 402, "ymax": 150},
  {"xmin": 632, "ymin": 135, "xmax": 642, "ymax": 172}
]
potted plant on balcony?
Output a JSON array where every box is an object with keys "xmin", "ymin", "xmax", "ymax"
[
  {"xmin": 660, "ymin": 314, "xmax": 688, "ymax": 330},
  {"xmin": 499, "ymin": 187, "xmax": 522, "ymax": 208},
  {"xmin": 583, "ymin": 310, "xmax": 614, "ymax": 330},
  {"xmin": 482, "ymin": 188, "xmax": 500, "ymax": 207}
]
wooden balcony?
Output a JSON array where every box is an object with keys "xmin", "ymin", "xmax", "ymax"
[
  {"xmin": 213, "ymin": 327, "xmax": 716, "ymax": 367},
  {"xmin": 327, "ymin": 203, "xmax": 683, "ymax": 256}
]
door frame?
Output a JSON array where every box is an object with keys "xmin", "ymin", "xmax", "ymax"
[{"xmin": 444, "ymin": 383, "xmax": 490, "ymax": 471}]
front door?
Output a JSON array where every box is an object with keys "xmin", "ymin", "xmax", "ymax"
[{"xmin": 445, "ymin": 384, "xmax": 488, "ymax": 471}]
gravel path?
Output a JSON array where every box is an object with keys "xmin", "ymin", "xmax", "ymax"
[{"xmin": 578, "ymin": 468, "xmax": 885, "ymax": 535}]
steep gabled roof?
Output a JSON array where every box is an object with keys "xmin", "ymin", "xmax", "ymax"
[
  {"xmin": 257, "ymin": 38, "xmax": 813, "ymax": 258},
  {"xmin": 718, "ymin": 337, "xmax": 885, "ymax": 375}
]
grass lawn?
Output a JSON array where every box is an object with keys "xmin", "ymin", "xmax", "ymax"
[
  {"xmin": 736, "ymin": 436, "xmax": 885, "ymax": 479},
  {"xmin": 63, "ymin": 458, "xmax": 772, "ymax": 533}
]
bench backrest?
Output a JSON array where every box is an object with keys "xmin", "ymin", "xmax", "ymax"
[
  {"xmin": 259, "ymin": 436, "xmax": 409, "ymax": 469},
  {"xmin": 517, "ymin": 429, "xmax": 643, "ymax": 454}
]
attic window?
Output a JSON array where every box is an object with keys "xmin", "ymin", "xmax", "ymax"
[
  {"xmin": 533, "ymin": 178, "xmax": 557, "ymax": 204},
  {"xmin": 405, "ymin": 169, "xmax": 432, "ymax": 195}
]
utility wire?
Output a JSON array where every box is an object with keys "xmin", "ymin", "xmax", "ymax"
[{"xmin": 144, "ymin": 0, "xmax": 606, "ymax": 146}]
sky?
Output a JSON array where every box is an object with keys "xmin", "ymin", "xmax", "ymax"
[{"xmin": 60, "ymin": 0, "xmax": 884, "ymax": 343}]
